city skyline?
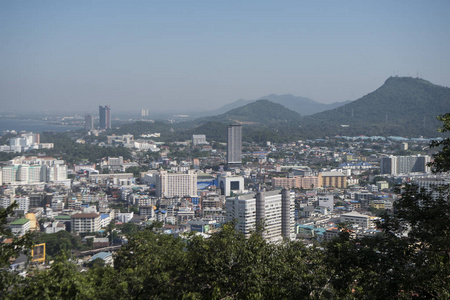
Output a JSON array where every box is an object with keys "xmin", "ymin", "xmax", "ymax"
[{"xmin": 1, "ymin": 1, "xmax": 449, "ymax": 113}]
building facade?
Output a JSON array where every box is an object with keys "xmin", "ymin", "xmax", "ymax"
[
  {"xmin": 226, "ymin": 189, "xmax": 295, "ymax": 241},
  {"xmin": 99, "ymin": 105, "xmax": 111, "ymax": 129},
  {"xmin": 227, "ymin": 124, "xmax": 242, "ymax": 166},
  {"xmin": 71, "ymin": 213, "xmax": 101, "ymax": 233},
  {"xmin": 156, "ymin": 170, "xmax": 198, "ymax": 198}
]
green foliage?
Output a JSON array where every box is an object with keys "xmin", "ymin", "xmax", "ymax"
[
  {"xmin": 12, "ymin": 253, "xmax": 95, "ymax": 299},
  {"xmin": 429, "ymin": 113, "xmax": 450, "ymax": 173},
  {"xmin": 39, "ymin": 132, "xmax": 132, "ymax": 164},
  {"xmin": 0, "ymin": 203, "xmax": 34, "ymax": 298},
  {"xmin": 33, "ymin": 230, "xmax": 81, "ymax": 260}
]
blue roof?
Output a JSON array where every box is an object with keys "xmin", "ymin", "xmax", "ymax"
[{"xmin": 90, "ymin": 252, "xmax": 112, "ymax": 261}]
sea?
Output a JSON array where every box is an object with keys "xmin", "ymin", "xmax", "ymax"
[{"xmin": 0, "ymin": 118, "xmax": 82, "ymax": 134}]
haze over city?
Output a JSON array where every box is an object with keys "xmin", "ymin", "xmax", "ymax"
[{"xmin": 1, "ymin": 1, "xmax": 449, "ymax": 114}]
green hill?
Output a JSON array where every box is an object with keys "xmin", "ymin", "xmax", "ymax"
[
  {"xmin": 195, "ymin": 99, "xmax": 302, "ymax": 125},
  {"xmin": 302, "ymin": 77, "xmax": 450, "ymax": 137}
]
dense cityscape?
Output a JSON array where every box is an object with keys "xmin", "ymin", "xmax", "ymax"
[
  {"xmin": 0, "ymin": 98, "xmax": 449, "ymax": 298},
  {"xmin": 2, "ymin": 1, "xmax": 450, "ymax": 298}
]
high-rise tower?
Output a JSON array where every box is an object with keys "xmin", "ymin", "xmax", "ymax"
[
  {"xmin": 99, "ymin": 105, "xmax": 111, "ymax": 129},
  {"xmin": 84, "ymin": 114, "xmax": 94, "ymax": 131},
  {"xmin": 227, "ymin": 124, "xmax": 242, "ymax": 167}
]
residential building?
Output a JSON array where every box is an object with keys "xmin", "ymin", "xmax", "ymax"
[
  {"xmin": 226, "ymin": 189, "xmax": 295, "ymax": 241},
  {"xmin": 381, "ymin": 155, "xmax": 430, "ymax": 175},
  {"xmin": 71, "ymin": 213, "xmax": 101, "ymax": 233}
]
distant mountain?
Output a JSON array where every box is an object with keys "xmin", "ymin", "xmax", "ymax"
[
  {"xmin": 301, "ymin": 77, "xmax": 450, "ymax": 137},
  {"xmin": 194, "ymin": 99, "xmax": 302, "ymax": 125},
  {"xmin": 256, "ymin": 94, "xmax": 351, "ymax": 115},
  {"xmin": 197, "ymin": 94, "xmax": 349, "ymax": 117}
]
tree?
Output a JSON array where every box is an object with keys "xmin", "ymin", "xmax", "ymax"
[
  {"xmin": 0, "ymin": 203, "xmax": 33, "ymax": 298},
  {"xmin": 429, "ymin": 113, "xmax": 450, "ymax": 173}
]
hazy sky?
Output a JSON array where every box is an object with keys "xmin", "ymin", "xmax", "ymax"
[{"xmin": 1, "ymin": 1, "xmax": 449, "ymax": 114}]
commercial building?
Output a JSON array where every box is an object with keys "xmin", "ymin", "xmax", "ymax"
[
  {"xmin": 99, "ymin": 105, "xmax": 111, "ymax": 130},
  {"xmin": 218, "ymin": 173, "xmax": 245, "ymax": 196},
  {"xmin": 156, "ymin": 170, "xmax": 198, "ymax": 198},
  {"xmin": 227, "ymin": 124, "xmax": 242, "ymax": 166},
  {"xmin": 226, "ymin": 189, "xmax": 295, "ymax": 241}
]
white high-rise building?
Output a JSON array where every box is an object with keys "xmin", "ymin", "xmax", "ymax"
[
  {"xmin": 156, "ymin": 170, "xmax": 197, "ymax": 198},
  {"xmin": 381, "ymin": 155, "xmax": 430, "ymax": 175},
  {"xmin": 226, "ymin": 189, "xmax": 295, "ymax": 242}
]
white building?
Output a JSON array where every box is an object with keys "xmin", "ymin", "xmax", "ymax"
[
  {"xmin": 218, "ymin": 173, "xmax": 245, "ymax": 196},
  {"xmin": 340, "ymin": 211, "xmax": 377, "ymax": 229},
  {"xmin": 226, "ymin": 189, "xmax": 295, "ymax": 241},
  {"xmin": 156, "ymin": 170, "xmax": 197, "ymax": 198}
]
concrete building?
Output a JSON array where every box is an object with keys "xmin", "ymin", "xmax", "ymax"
[
  {"xmin": 84, "ymin": 114, "xmax": 94, "ymax": 130},
  {"xmin": 156, "ymin": 170, "xmax": 197, "ymax": 198},
  {"xmin": 340, "ymin": 211, "xmax": 377, "ymax": 228},
  {"xmin": 320, "ymin": 171, "xmax": 347, "ymax": 188},
  {"xmin": 381, "ymin": 155, "xmax": 430, "ymax": 175},
  {"xmin": 226, "ymin": 189, "xmax": 295, "ymax": 241},
  {"xmin": 9, "ymin": 219, "xmax": 31, "ymax": 236},
  {"xmin": 218, "ymin": 173, "xmax": 245, "ymax": 196},
  {"xmin": 71, "ymin": 213, "xmax": 101, "ymax": 233},
  {"xmin": 192, "ymin": 135, "xmax": 207, "ymax": 146},
  {"xmin": 99, "ymin": 105, "xmax": 111, "ymax": 129},
  {"xmin": 272, "ymin": 175, "xmax": 321, "ymax": 190},
  {"xmin": 227, "ymin": 124, "xmax": 242, "ymax": 167}
]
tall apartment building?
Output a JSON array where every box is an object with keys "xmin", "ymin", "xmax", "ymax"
[
  {"xmin": 84, "ymin": 114, "xmax": 94, "ymax": 130},
  {"xmin": 156, "ymin": 170, "xmax": 197, "ymax": 198},
  {"xmin": 226, "ymin": 189, "xmax": 295, "ymax": 241},
  {"xmin": 99, "ymin": 105, "xmax": 111, "ymax": 129},
  {"xmin": 227, "ymin": 124, "xmax": 242, "ymax": 166},
  {"xmin": 381, "ymin": 155, "xmax": 431, "ymax": 175}
]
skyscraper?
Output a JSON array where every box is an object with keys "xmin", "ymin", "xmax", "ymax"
[
  {"xmin": 227, "ymin": 124, "xmax": 242, "ymax": 166},
  {"xmin": 99, "ymin": 105, "xmax": 111, "ymax": 129},
  {"xmin": 84, "ymin": 114, "xmax": 94, "ymax": 131}
]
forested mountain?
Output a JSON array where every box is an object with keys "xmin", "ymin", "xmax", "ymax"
[{"xmin": 301, "ymin": 77, "xmax": 450, "ymax": 137}]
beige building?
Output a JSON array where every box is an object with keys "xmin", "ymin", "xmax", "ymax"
[
  {"xmin": 71, "ymin": 213, "xmax": 101, "ymax": 233},
  {"xmin": 319, "ymin": 171, "xmax": 347, "ymax": 188},
  {"xmin": 272, "ymin": 175, "xmax": 320, "ymax": 189}
]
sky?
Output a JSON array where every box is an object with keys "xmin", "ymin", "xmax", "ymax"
[{"xmin": 1, "ymin": 0, "xmax": 450, "ymax": 115}]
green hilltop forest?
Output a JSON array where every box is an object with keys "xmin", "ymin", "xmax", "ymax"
[{"xmin": 1, "ymin": 114, "xmax": 450, "ymax": 299}]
